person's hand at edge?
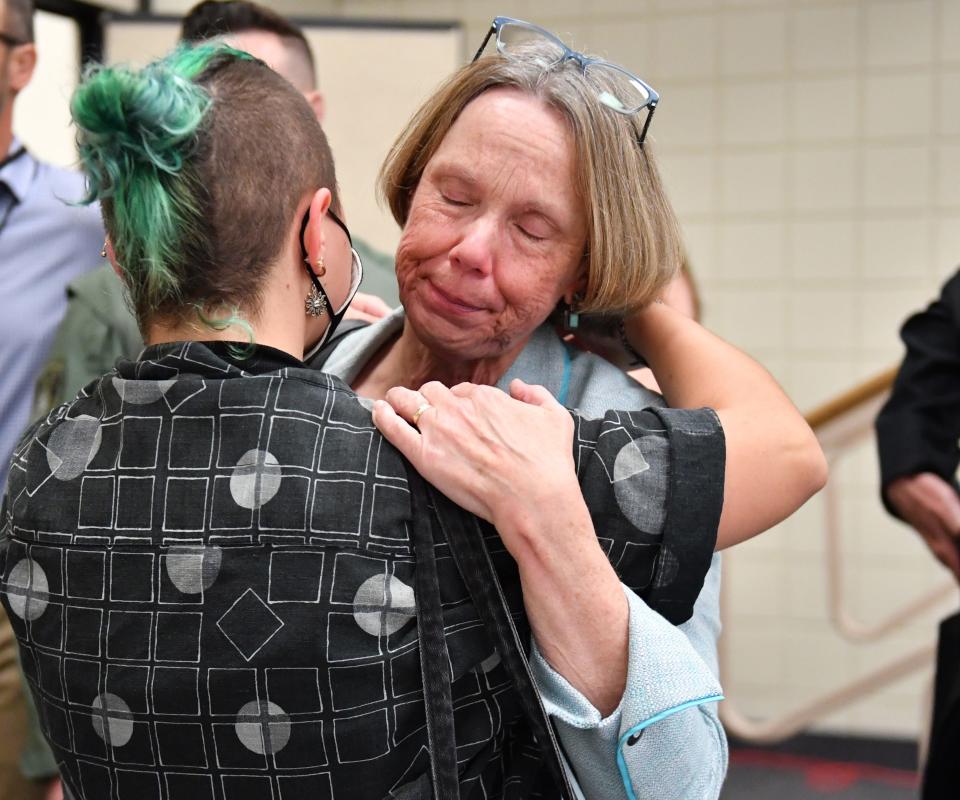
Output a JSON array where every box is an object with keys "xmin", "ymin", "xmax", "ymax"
[
  {"xmin": 886, "ymin": 472, "xmax": 960, "ymax": 581},
  {"xmin": 43, "ymin": 778, "xmax": 63, "ymax": 800},
  {"xmin": 345, "ymin": 291, "xmax": 392, "ymax": 323}
]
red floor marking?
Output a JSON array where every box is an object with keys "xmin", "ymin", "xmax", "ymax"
[
  {"xmin": 730, "ymin": 749, "xmax": 919, "ymax": 791},
  {"xmin": 806, "ymin": 763, "xmax": 861, "ymax": 791}
]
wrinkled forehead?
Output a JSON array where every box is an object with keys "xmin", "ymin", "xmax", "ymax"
[
  {"xmin": 453, "ymin": 87, "xmax": 573, "ymax": 155},
  {"xmin": 429, "ymin": 87, "xmax": 585, "ymax": 224}
]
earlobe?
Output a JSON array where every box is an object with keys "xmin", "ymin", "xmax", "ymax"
[
  {"xmin": 304, "ymin": 90, "xmax": 326, "ymax": 124},
  {"xmin": 305, "ymin": 188, "xmax": 333, "ymax": 272},
  {"xmin": 104, "ymin": 238, "xmax": 126, "ymax": 284},
  {"xmin": 563, "ymin": 275, "xmax": 588, "ymax": 306},
  {"xmin": 566, "ymin": 261, "xmax": 589, "ymax": 304},
  {"xmin": 10, "ymin": 44, "xmax": 37, "ymax": 93}
]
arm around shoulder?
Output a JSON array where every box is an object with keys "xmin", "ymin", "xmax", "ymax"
[{"xmin": 624, "ymin": 303, "xmax": 828, "ymax": 549}]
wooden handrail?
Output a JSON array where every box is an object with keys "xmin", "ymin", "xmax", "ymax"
[
  {"xmin": 804, "ymin": 366, "xmax": 898, "ymax": 431},
  {"xmin": 720, "ymin": 359, "xmax": 956, "ymax": 746}
]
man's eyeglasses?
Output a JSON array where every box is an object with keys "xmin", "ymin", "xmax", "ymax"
[
  {"xmin": 0, "ymin": 32, "xmax": 27, "ymax": 48},
  {"xmin": 473, "ymin": 16, "xmax": 659, "ymax": 146},
  {"xmin": 299, "ymin": 206, "xmax": 364, "ymax": 349}
]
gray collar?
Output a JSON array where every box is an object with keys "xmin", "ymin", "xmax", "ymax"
[
  {"xmin": 323, "ymin": 308, "xmax": 571, "ymax": 402},
  {"xmin": 322, "ymin": 306, "xmax": 406, "ymax": 384},
  {"xmin": 496, "ymin": 323, "xmax": 568, "ymax": 400}
]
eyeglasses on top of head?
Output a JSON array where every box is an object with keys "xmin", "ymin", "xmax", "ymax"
[{"xmin": 472, "ymin": 16, "xmax": 660, "ymax": 146}]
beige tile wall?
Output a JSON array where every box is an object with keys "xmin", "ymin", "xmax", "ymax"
[
  {"xmin": 327, "ymin": 0, "xmax": 960, "ymax": 741},
  {"xmin": 14, "ymin": 13, "xmax": 82, "ymax": 167}
]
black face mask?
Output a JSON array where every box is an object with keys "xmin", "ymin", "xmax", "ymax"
[{"xmin": 299, "ymin": 206, "xmax": 364, "ymax": 350}]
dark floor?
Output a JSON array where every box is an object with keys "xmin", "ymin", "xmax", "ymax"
[{"xmin": 721, "ymin": 735, "xmax": 919, "ymax": 799}]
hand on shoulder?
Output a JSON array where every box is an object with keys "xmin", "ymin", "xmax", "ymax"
[{"xmin": 371, "ymin": 378, "xmax": 590, "ymax": 557}]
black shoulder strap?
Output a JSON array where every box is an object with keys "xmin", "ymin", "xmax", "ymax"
[
  {"xmin": 423, "ymin": 484, "xmax": 576, "ymax": 800},
  {"xmin": 304, "ymin": 319, "xmax": 370, "ymax": 370},
  {"xmin": 406, "ymin": 469, "xmax": 460, "ymax": 800}
]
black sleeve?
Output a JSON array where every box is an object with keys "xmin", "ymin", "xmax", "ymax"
[
  {"xmin": 571, "ymin": 406, "xmax": 725, "ymax": 625},
  {"xmin": 876, "ymin": 270, "xmax": 960, "ymax": 514}
]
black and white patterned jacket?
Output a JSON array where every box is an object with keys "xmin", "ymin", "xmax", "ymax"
[{"xmin": 1, "ymin": 341, "xmax": 721, "ymax": 799}]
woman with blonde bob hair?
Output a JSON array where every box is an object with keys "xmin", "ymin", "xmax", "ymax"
[
  {"xmin": 321, "ymin": 16, "xmax": 827, "ymax": 800},
  {"xmin": 379, "ymin": 40, "xmax": 679, "ymax": 317}
]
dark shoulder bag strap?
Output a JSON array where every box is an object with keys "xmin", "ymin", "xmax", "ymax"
[
  {"xmin": 422, "ymin": 483, "xmax": 576, "ymax": 800},
  {"xmin": 406, "ymin": 469, "xmax": 460, "ymax": 800}
]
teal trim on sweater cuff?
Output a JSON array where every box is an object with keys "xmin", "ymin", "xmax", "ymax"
[{"xmin": 615, "ymin": 694, "xmax": 724, "ymax": 800}]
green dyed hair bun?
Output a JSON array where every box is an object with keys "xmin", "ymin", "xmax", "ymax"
[{"xmin": 72, "ymin": 44, "xmax": 252, "ymax": 311}]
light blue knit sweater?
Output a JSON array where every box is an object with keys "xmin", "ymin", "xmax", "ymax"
[{"xmin": 324, "ymin": 310, "xmax": 728, "ymax": 800}]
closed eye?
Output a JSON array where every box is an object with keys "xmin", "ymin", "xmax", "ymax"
[
  {"xmin": 441, "ymin": 193, "xmax": 471, "ymax": 207},
  {"xmin": 516, "ymin": 213, "xmax": 553, "ymax": 242},
  {"xmin": 517, "ymin": 225, "xmax": 547, "ymax": 242}
]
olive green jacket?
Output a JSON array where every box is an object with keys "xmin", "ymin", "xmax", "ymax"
[{"xmin": 31, "ymin": 265, "xmax": 142, "ymax": 418}]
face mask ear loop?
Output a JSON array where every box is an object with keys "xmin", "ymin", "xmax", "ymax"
[{"xmin": 300, "ymin": 208, "xmax": 332, "ymax": 322}]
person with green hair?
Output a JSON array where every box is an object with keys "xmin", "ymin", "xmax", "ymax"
[
  {"xmin": 32, "ymin": 0, "xmax": 396, "ymax": 421},
  {"xmin": 1, "ymin": 42, "xmax": 731, "ymax": 799}
]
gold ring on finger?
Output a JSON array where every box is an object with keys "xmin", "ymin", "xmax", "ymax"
[{"xmin": 412, "ymin": 403, "xmax": 432, "ymax": 427}]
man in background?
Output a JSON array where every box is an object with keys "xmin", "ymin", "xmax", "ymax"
[
  {"xmin": 34, "ymin": 0, "xmax": 396, "ymax": 415},
  {"xmin": 877, "ymin": 274, "xmax": 960, "ymax": 580},
  {"xmin": 876, "ymin": 271, "xmax": 960, "ymax": 797},
  {"xmin": 0, "ymin": 1, "xmax": 104, "ymax": 798}
]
